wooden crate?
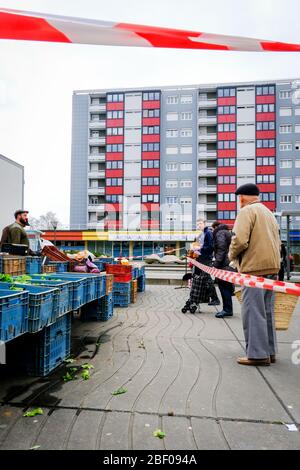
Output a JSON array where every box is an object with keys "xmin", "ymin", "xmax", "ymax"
[
  {"xmin": 0, "ymin": 255, "xmax": 26, "ymax": 276},
  {"xmin": 42, "ymin": 265, "xmax": 57, "ymax": 274},
  {"xmin": 105, "ymin": 274, "xmax": 114, "ymax": 295},
  {"xmin": 131, "ymin": 280, "xmax": 138, "ymax": 303}
]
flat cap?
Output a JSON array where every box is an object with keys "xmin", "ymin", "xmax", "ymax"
[
  {"xmin": 14, "ymin": 209, "xmax": 29, "ymax": 218},
  {"xmin": 235, "ymin": 184, "xmax": 260, "ymax": 196}
]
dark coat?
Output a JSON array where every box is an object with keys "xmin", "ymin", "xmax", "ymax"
[{"xmin": 213, "ymin": 224, "xmax": 232, "ymax": 269}]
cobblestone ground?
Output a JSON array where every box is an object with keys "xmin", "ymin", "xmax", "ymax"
[{"xmin": 0, "ymin": 285, "xmax": 300, "ymax": 450}]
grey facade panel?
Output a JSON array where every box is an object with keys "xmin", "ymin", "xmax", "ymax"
[{"xmin": 70, "ymin": 94, "xmax": 89, "ymax": 229}]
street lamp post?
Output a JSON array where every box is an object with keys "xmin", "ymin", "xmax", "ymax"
[{"xmin": 52, "ymin": 220, "xmax": 58, "ymax": 247}]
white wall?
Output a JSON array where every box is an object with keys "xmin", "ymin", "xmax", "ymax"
[{"xmin": 0, "ymin": 156, "xmax": 24, "ymax": 229}]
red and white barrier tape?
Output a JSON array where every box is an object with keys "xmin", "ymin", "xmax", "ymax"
[
  {"xmin": 188, "ymin": 258, "xmax": 300, "ymax": 297},
  {"xmin": 1, "ymin": 8, "xmax": 300, "ymax": 52}
]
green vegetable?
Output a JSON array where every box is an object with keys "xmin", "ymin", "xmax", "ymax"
[
  {"xmin": 111, "ymin": 387, "xmax": 127, "ymax": 396},
  {"xmin": 29, "ymin": 445, "xmax": 41, "ymax": 450},
  {"xmin": 9, "ymin": 285, "xmax": 24, "ymax": 291},
  {"xmin": 23, "ymin": 408, "xmax": 43, "ymax": 418},
  {"xmin": 81, "ymin": 370, "xmax": 90, "ymax": 380},
  {"xmin": 0, "ymin": 274, "xmax": 13, "ymax": 283},
  {"xmin": 81, "ymin": 364, "xmax": 94, "ymax": 370},
  {"xmin": 15, "ymin": 275, "xmax": 32, "ymax": 283},
  {"xmin": 64, "ymin": 358, "xmax": 75, "ymax": 364},
  {"xmin": 153, "ymin": 429, "xmax": 166, "ymax": 439},
  {"xmin": 62, "ymin": 367, "xmax": 78, "ymax": 382}
]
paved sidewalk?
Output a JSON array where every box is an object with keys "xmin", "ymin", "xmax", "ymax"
[{"xmin": 0, "ymin": 285, "xmax": 300, "ymax": 450}]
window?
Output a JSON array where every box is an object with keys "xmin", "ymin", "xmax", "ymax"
[
  {"xmin": 260, "ymin": 193, "xmax": 275, "ymax": 202},
  {"xmin": 181, "ymin": 95, "xmax": 193, "ymax": 104},
  {"xmin": 142, "ymin": 194, "xmax": 159, "ymax": 203},
  {"xmin": 279, "ymin": 160, "xmax": 292, "ymax": 169},
  {"xmin": 106, "ymin": 178, "xmax": 122, "ymax": 186},
  {"xmin": 107, "ymin": 144, "xmax": 123, "ymax": 153},
  {"xmin": 218, "ymin": 176, "xmax": 236, "ymax": 184},
  {"xmin": 167, "ymin": 96, "xmax": 178, "ymax": 105},
  {"xmin": 256, "ymin": 139, "xmax": 275, "ymax": 148},
  {"xmin": 279, "ymin": 125, "xmax": 292, "ymax": 134},
  {"xmin": 218, "ymin": 88, "xmax": 236, "ymax": 97},
  {"xmin": 107, "ymin": 110, "xmax": 124, "ymax": 119},
  {"xmin": 218, "ymin": 158, "xmax": 236, "ymax": 167},
  {"xmin": 218, "ymin": 123, "xmax": 236, "ymax": 132},
  {"xmin": 143, "ymin": 109, "xmax": 160, "ymax": 118},
  {"xmin": 166, "ymin": 180, "xmax": 178, "ymax": 188},
  {"xmin": 90, "ymin": 114, "xmax": 100, "ymax": 121},
  {"xmin": 280, "ymin": 195, "xmax": 293, "ymax": 203},
  {"xmin": 280, "ymin": 90, "xmax": 292, "ymax": 99},
  {"xmin": 218, "ymin": 193, "xmax": 236, "ymax": 202},
  {"xmin": 295, "ymin": 195, "xmax": 300, "ymax": 203},
  {"xmin": 218, "ymin": 106, "xmax": 236, "ymax": 115},
  {"xmin": 106, "ymin": 195, "xmax": 122, "ymax": 203},
  {"xmin": 296, "ymin": 177, "xmax": 300, "ymax": 186},
  {"xmin": 180, "ymin": 197, "xmax": 192, "ymax": 204},
  {"xmin": 91, "ymin": 97, "xmax": 100, "ymax": 105},
  {"xmin": 280, "ymin": 177, "xmax": 293, "ymax": 186},
  {"xmin": 295, "ymin": 160, "xmax": 300, "ymax": 168},
  {"xmin": 142, "ymin": 126, "xmax": 160, "ymax": 135},
  {"xmin": 180, "ymin": 128, "xmax": 193, "ymax": 138},
  {"xmin": 166, "ymin": 146, "xmax": 178, "ymax": 155},
  {"xmin": 180, "ymin": 180, "xmax": 192, "ymax": 188},
  {"xmin": 166, "ymin": 163, "xmax": 178, "ymax": 171},
  {"xmin": 181, "ymin": 112, "xmax": 192, "ymax": 120},
  {"xmin": 280, "ymin": 107, "xmax": 292, "ymax": 117},
  {"xmin": 218, "ymin": 141, "xmax": 236, "ymax": 149},
  {"xmin": 142, "ymin": 143, "xmax": 160, "ymax": 152},
  {"xmin": 256, "ymin": 174, "xmax": 275, "ymax": 184},
  {"xmin": 180, "ymin": 145, "xmax": 193, "ymax": 154},
  {"xmin": 257, "ymin": 86, "xmax": 275, "ymax": 95},
  {"xmin": 295, "ymin": 142, "xmax": 300, "ymax": 151},
  {"xmin": 107, "ymin": 93, "xmax": 124, "ymax": 102},
  {"xmin": 180, "ymin": 163, "xmax": 192, "ymax": 171},
  {"xmin": 256, "ymin": 121, "xmax": 275, "ymax": 131},
  {"xmin": 106, "ymin": 161, "xmax": 123, "ymax": 169},
  {"xmin": 107, "ymin": 127, "xmax": 123, "ymax": 136},
  {"xmin": 165, "ymin": 197, "xmax": 178, "ymax": 204},
  {"xmin": 142, "ymin": 177, "xmax": 159, "ymax": 186},
  {"xmin": 295, "ymin": 108, "xmax": 300, "ymax": 116},
  {"xmin": 142, "ymin": 160, "xmax": 159, "ymax": 169},
  {"xmin": 143, "ymin": 92, "xmax": 160, "ymax": 101},
  {"xmin": 280, "ymin": 142, "xmax": 292, "ymax": 151},
  {"xmin": 167, "ymin": 112, "xmax": 179, "ymax": 121},
  {"xmin": 218, "ymin": 211, "xmax": 236, "ymax": 220},
  {"xmin": 295, "ymin": 125, "xmax": 300, "ymax": 133},
  {"xmin": 257, "ymin": 104, "xmax": 275, "ymax": 113},
  {"xmin": 166, "ymin": 129, "xmax": 178, "ymax": 138}
]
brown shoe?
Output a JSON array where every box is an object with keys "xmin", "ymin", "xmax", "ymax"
[
  {"xmin": 237, "ymin": 357, "xmax": 271, "ymax": 366},
  {"xmin": 270, "ymin": 355, "xmax": 276, "ymax": 364}
]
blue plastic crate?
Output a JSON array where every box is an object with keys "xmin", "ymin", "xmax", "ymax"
[
  {"xmin": 0, "ymin": 289, "xmax": 29, "ymax": 342},
  {"xmin": 113, "ymin": 291, "xmax": 131, "ymax": 308},
  {"xmin": 0, "ymin": 283, "xmax": 59, "ymax": 332},
  {"xmin": 138, "ymin": 275, "xmax": 146, "ymax": 292},
  {"xmin": 81, "ymin": 293, "xmax": 113, "ymax": 321},
  {"xmin": 138, "ymin": 266, "xmax": 145, "ymax": 277},
  {"xmin": 48, "ymin": 261, "xmax": 69, "ymax": 273},
  {"xmin": 92, "ymin": 259, "xmax": 104, "ymax": 271},
  {"xmin": 113, "ymin": 281, "xmax": 131, "ymax": 294},
  {"xmin": 44, "ymin": 274, "xmax": 88, "ymax": 309},
  {"xmin": 49, "ymin": 273, "xmax": 104, "ymax": 303},
  {"xmin": 26, "ymin": 257, "xmax": 42, "ymax": 275},
  {"xmin": 132, "ymin": 267, "xmax": 139, "ymax": 280},
  {"xmin": 24, "ymin": 313, "xmax": 72, "ymax": 376},
  {"xmin": 27, "ymin": 276, "xmax": 73, "ymax": 316}
]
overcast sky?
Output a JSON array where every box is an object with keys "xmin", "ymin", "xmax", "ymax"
[{"xmin": 1, "ymin": 0, "xmax": 300, "ymax": 225}]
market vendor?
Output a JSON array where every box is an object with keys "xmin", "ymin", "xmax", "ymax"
[{"xmin": 0, "ymin": 209, "xmax": 30, "ymax": 250}]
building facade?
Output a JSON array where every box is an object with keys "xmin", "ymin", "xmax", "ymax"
[
  {"xmin": 0, "ymin": 154, "xmax": 24, "ymax": 230},
  {"xmin": 69, "ymin": 78, "xmax": 300, "ymax": 256}
]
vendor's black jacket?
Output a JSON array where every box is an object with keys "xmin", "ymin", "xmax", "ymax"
[{"xmin": 213, "ymin": 224, "xmax": 232, "ymax": 269}]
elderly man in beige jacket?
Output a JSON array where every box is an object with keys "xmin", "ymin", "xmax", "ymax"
[{"xmin": 229, "ymin": 183, "xmax": 281, "ymax": 367}]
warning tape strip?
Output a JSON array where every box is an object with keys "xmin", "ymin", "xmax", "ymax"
[{"xmin": 188, "ymin": 258, "xmax": 300, "ymax": 297}]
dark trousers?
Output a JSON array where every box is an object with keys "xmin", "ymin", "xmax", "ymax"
[{"xmin": 218, "ymin": 280, "xmax": 233, "ymax": 313}]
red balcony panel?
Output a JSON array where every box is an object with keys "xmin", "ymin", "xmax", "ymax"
[
  {"xmin": 143, "ymin": 203, "xmax": 160, "ymax": 212},
  {"xmin": 142, "ymin": 118, "xmax": 160, "ymax": 126},
  {"xmin": 257, "ymin": 184, "xmax": 276, "ymax": 193},
  {"xmin": 142, "ymin": 169, "xmax": 160, "ymax": 177},
  {"xmin": 106, "ymin": 153, "xmax": 123, "ymax": 161},
  {"xmin": 106, "ymin": 136, "xmax": 124, "ymax": 144},
  {"xmin": 256, "ymin": 131, "xmax": 276, "ymax": 139},
  {"xmin": 218, "ymin": 132, "xmax": 236, "ymax": 141},
  {"xmin": 218, "ymin": 115, "xmax": 236, "ymax": 123},
  {"xmin": 256, "ymin": 148, "xmax": 276, "ymax": 157},
  {"xmin": 142, "ymin": 152, "xmax": 160, "ymax": 159},
  {"xmin": 217, "ymin": 167, "xmax": 236, "ymax": 176},
  {"xmin": 105, "ymin": 186, "xmax": 123, "ymax": 195},
  {"xmin": 218, "ymin": 202, "xmax": 237, "ymax": 211},
  {"xmin": 256, "ymin": 96, "xmax": 276, "ymax": 104},
  {"xmin": 106, "ymin": 102, "xmax": 124, "ymax": 111},
  {"xmin": 143, "ymin": 100, "xmax": 160, "ymax": 109},
  {"xmin": 106, "ymin": 119, "xmax": 124, "ymax": 127},
  {"xmin": 141, "ymin": 186, "xmax": 160, "ymax": 194},
  {"xmin": 105, "ymin": 169, "xmax": 123, "ymax": 178},
  {"xmin": 142, "ymin": 134, "xmax": 160, "ymax": 143},
  {"xmin": 262, "ymin": 202, "xmax": 276, "ymax": 211},
  {"xmin": 218, "ymin": 150, "xmax": 236, "ymax": 158},
  {"xmin": 105, "ymin": 203, "xmax": 122, "ymax": 211},
  {"xmin": 256, "ymin": 165, "xmax": 276, "ymax": 174},
  {"xmin": 256, "ymin": 113, "xmax": 275, "ymax": 122},
  {"xmin": 218, "ymin": 97, "xmax": 236, "ymax": 106},
  {"xmin": 218, "ymin": 185, "xmax": 236, "ymax": 193}
]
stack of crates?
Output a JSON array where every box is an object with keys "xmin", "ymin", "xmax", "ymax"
[
  {"xmin": 0, "ymin": 289, "xmax": 29, "ymax": 342},
  {"xmin": 131, "ymin": 279, "xmax": 138, "ymax": 303},
  {"xmin": 137, "ymin": 265, "xmax": 146, "ymax": 293},
  {"xmin": 48, "ymin": 261, "xmax": 69, "ymax": 273},
  {"xmin": 105, "ymin": 274, "xmax": 114, "ymax": 295},
  {"xmin": 113, "ymin": 281, "xmax": 131, "ymax": 307},
  {"xmin": 20, "ymin": 312, "xmax": 72, "ymax": 376},
  {"xmin": 28, "ymin": 275, "xmax": 73, "ymax": 317},
  {"xmin": 132, "ymin": 267, "xmax": 139, "ymax": 280},
  {"xmin": 0, "ymin": 255, "xmax": 26, "ymax": 276},
  {"xmin": 81, "ymin": 293, "xmax": 113, "ymax": 322},
  {"xmin": 42, "ymin": 264, "xmax": 57, "ymax": 274},
  {"xmin": 26, "ymin": 256, "xmax": 42, "ymax": 275}
]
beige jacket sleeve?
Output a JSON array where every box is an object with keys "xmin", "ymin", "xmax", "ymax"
[{"xmin": 229, "ymin": 207, "xmax": 253, "ymax": 261}]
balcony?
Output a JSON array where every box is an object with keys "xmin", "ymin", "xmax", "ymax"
[
  {"xmin": 198, "ymin": 186, "xmax": 217, "ymax": 194},
  {"xmin": 199, "ymin": 133, "xmax": 217, "ymax": 142},
  {"xmin": 88, "ymin": 204, "xmax": 105, "ymax": 212},
  {"xmin": 198, "ymin": 151, "xmax": 217, "ymax": 160},
  {"xmin": 198, "ymin": 168, "xmax": 217, "ymax": 177},
  {"xmin": 89, "ymin": 137, "xmax": 106, "ymax": 145},
  {"xmin": 198, "ymin": 116, "xmax": 217, "ymax": 125},
  {"xmin": 89, "ymin": 120, "xmax": 106, "ymax": 129},
  {"xmin": 88, "ymin": 187, "xmax": 105, "ymax": 196},
  {"xmin": 88, "ymin": 154, "xmax": 105, "ymax": 162},
  {"xmin": 206, "ymin": 203, "xmax": 217, "ymax": 211},
  {"xmin": 89, "ymin": 103, "xmax": 106, "ymax": 112},
  {"xmin": 88, "ymin": 170, "xmax": 105, "ymax": 179},
  {"xmin": 198, "ymin": 99, "xmax": 217, "ymax": 108}
]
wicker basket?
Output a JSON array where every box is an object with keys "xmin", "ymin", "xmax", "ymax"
[
  {"xmin": 42, "ymin": 265, "xmax": 57, "ymax": 274},
  {"xmin": 235, "ymin": 289, "xmax": 299, "ymax": 331}
]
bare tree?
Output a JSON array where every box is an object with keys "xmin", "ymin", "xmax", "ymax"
[{"xmin": 29, "ymin": 212, "xmax": 61, "ymax": 230}]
